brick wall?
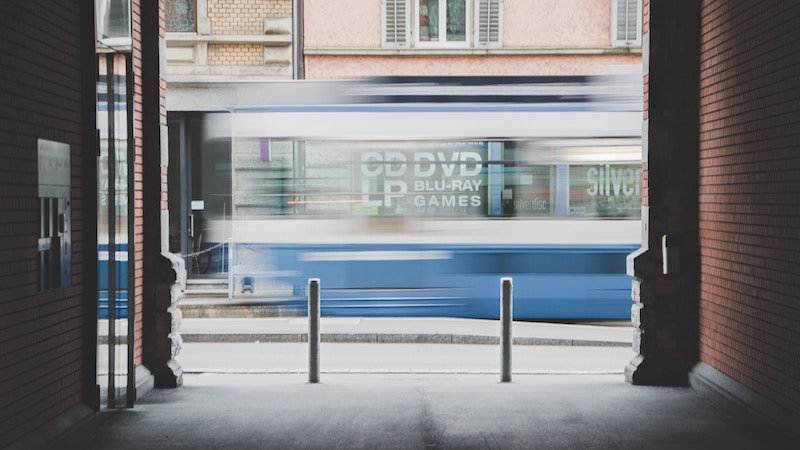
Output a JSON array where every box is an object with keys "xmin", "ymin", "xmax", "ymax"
[
  {"xmin": 698, "ymin": 1, "xmax": 800, "ymax": 415},
  {"xmin": 132, "ymin": 0, "xmax": 145, "ymax": 368},
  {"xmin": 641, "ymin": 0, "xmax": 648, "ymax": 209},
  {"xmin": 0, "ymin": 1, "xmax": 88, "ymax": 446},
  {"xmin": 642, "ymin": 0, "xmax": 650, "ymax": 35},
  {"xmin": 207, "ymin": 0, "xmax": 291, "ymax": 66},
  {"xmin": 209, "ymin": 0, "xmax": 292, "ymax": 34},
  {"xmin": 209, "ymin": 43, "xmax": 264, "ymax": 65}
]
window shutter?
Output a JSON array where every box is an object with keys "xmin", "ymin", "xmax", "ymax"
[
  {"xmin": 382, "ymin": 0, "xmax": 409, "ymax": 47},
  {"xmin": 612, "ymin": 0, "xmax": 641, "ymax": 46},
  {"xmin": 475, "ymin": 0, "xmax": 502, "ymax": 47}
]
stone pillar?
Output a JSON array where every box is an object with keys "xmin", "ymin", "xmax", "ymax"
[
  {"xmin": 626, "ymin": 0, "xmax": 702, "ymax": 386},
  {"xmin": 151, "ymin": 252, "xmax": 185, "ymax": 388}
]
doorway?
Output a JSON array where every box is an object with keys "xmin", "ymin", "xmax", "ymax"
[{"xmin": 168, "ymin": 112, "xmax": 233, "ymax": 280}]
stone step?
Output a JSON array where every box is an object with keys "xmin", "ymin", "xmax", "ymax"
[
  {"xmin": 186, "ymin": 288, "xmax": 228, "ymax": 296},
  {"xmin": 185, "ymin": 279, "xmax": 229, "ymax": 297},
  {"xmin": 187, "ymin": 278, "xmax": 227, "ymax": 285}
]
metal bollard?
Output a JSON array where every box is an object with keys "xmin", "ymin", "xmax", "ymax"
[
  {"xmin": 227, "ymin": 238, "xmax": 234, "ymax": 301},
  {"xmin": 501, "ymin": 277, "xmax": 513, "ymax": 382},
  {"xmin": 308, "ymin": 278, "xmax": 321, "ymax": 383}
]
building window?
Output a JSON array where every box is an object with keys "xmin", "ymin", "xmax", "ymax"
[
  {"xmin": 382, "ymin": 0, "xmax": 502, "ymax": 48},
  {"xmin": 95, "ymin": 0, "xmax": 132, "ymax": 51},
  {"xmin": 97, "ymin": 0, "xmax": 131, "ymax": 39},
  {"xmin": 166, "ymin": 0, "xmax": 196, "ymax": 33},
  {"xmin": 611, "ymin": 0, "xmax": 641, "ymax": 47},
  {"xmin": 417, "ymin": 0, "xmax": 468, "ymax": 45}
]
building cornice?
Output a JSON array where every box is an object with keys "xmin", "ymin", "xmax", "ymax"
[
  {"xmin": 303, "ymin": 47, "xmax": 642, "ymax": 57},
  {"xmin": 166, "ymin": 33, "xmax": 291, "ymax": 45}
]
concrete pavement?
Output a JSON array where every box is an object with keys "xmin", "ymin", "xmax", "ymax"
[
  {"xmin": 176, "ymin": 343, "xmax": 637, "ymax": 375},
  {"xmin": 79, "ymin": 310, "xmax": 786, "ymax": 448},
  {"xmin": 178, "ymin": 317, "xmax": 634, "ymax": 347},
  {"xmin": 82, "ymin": 373, "xmax": 784, "ymax": 449},
  {"xmin": 77, "ymin": 317, "xmax": 790, "ymax": 448}
]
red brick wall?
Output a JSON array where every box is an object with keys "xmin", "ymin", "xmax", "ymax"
[
  {"xmin": 641, "ymin": 1, "xmax": 648, "ymax": 209},
  {"xmin": 132, "ymin": 0, "xmax": 145, "ymax": 368},
  {"xmin": 642, "ymin": 0, "xmax": 649, "ymax": 34},
  {"xmin": 131, "ymin": 0, "xmax": 166, "ymax": 369},
  {"xmin": 698, "ymin": 1, "xmax": 800, "ymax": 414},
  {"xmin": 0, "ymin": 1, "xmax": 87, "ymax": 446}
]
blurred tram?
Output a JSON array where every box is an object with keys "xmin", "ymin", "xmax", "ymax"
[{"xmin": 202, "ymin": 74, "xmax": 643, "ymax": 319}]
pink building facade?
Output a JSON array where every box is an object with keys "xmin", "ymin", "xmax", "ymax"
[{"xmin": 302, "ymin": 0, "xmax": 642, "ymax": 79}]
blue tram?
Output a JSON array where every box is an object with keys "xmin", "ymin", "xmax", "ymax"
[
  {"xmin": 98, "ymin": 243, "xmax": 127, "ymax": 319},
  {"xmin": 191, "ymin": 74, "xmax": 644, "ymax": 319}
]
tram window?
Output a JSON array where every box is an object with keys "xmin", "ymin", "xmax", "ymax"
[
  {"xmin": 303, "ymin": 144, "xmax": 351, "ymax": 215},
  {"xmin": 232, "ymin": 138, "xmax": 641, "ymax": 220},
  {"xmin": 351, "ymin": 142, "xmax": 489, "ymax": 217},
  {"xmin": 500, "ymin": 165, "xmax": 554, "ymax": 217},
  {"xmin": 568, "ymin": 164, "xmax": 643, "ymax": 217}
]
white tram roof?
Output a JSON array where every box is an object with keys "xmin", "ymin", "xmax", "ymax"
[{"xmin": 173, "ymin": 76, "xmax": 643, "ymax": 141}]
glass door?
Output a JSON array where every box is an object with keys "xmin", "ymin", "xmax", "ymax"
[{"xmin": 168, "ymin": 112, "xmax": 232, "ymax": 280}]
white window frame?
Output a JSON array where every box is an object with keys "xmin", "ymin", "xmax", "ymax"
[
  {"xmin": 382, "ymin": 0, "xmax": 502, "ymax": 49},
  {"xmin": 95, "ymin": 0, "xmax": 132, "ymax": 52},
  {"xmin": 611, "ymin": 0, "xmax": 642, "ymax": 48},
  {"xmin": 414, "ymin": 0, "xmax": 472, "ymax": 48}
]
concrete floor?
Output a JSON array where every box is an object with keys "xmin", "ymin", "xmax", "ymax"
[{"xmin": 82, "ymin": 373, "xmax": 785, "ymax": 449}]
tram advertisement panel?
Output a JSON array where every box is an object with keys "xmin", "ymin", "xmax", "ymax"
[{"xmin": 355, "ymin": 142, "xmax": 489, "ymax": 217}]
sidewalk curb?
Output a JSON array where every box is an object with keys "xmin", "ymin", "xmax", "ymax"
[{"xmin": 180, "ymin": 332, "xmax": 631, "ymax": 347}]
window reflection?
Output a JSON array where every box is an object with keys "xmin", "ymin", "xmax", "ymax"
[
  {"xmin": 446, "ymin": 0, "xmax": 467, "ymax": 41},
  {"xmin": 231, "ymin": 139, "xmax": 641, "ymax": 219},
  {"xmin": 419, "ymin": 0, "xmax": 467, "ymax": 43},
  {"xmin": 166, "ymin": 0, "xmax": 196, "ymax": 32}
]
